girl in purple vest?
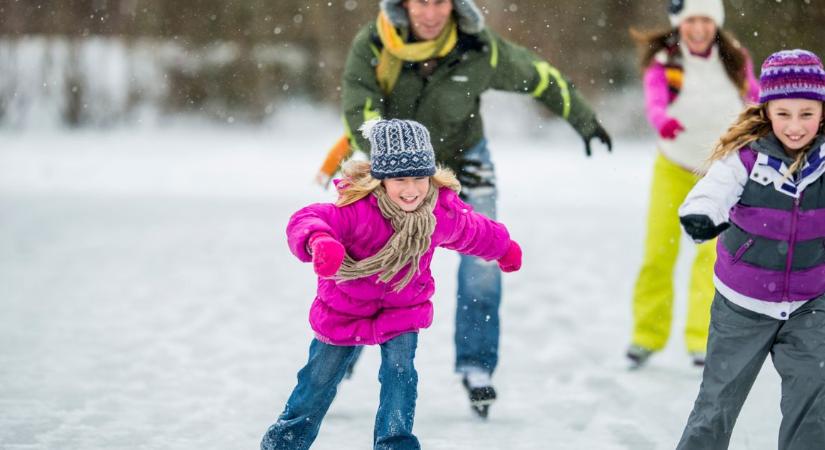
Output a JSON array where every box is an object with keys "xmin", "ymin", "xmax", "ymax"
[
  {"xmin": 626, "ymin": 0, "xmax": 759, "ymax": 368},
  {"xmin": 260, "ymin": 118, "xmax": 521, "ymax": 450},
  {"xmin": 677, "ymin": 49, "xmax": 825, "ymax": 449}
]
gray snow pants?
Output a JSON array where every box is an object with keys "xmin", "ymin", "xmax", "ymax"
[{"xmin": 677, "ymin": 291, "xmax": 825, "ymax": 450}]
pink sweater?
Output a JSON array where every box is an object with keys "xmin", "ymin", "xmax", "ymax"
[{"xmin": 286, "ymin": 187, "xmax": 511, "ymax": 346}]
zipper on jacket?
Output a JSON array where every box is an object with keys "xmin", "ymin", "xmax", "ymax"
[
  {"xmin": 416, "ymin": 51, "xmax": 459, "ymax": 114},
  {"xmin": 782, "ymin": 196, "xmax": 801, "ymax": 301},
  {"xmin": 732, "ymin": 238, "xmax": 754, "ymax": 263}
]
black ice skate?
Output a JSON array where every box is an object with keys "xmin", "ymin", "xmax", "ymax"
[{"xmin": 462, "ymin": 375, "xmax": 497, "ymax": 418}]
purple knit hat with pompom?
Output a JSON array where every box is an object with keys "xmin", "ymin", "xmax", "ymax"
[{"xmin": 759, "ymin": 49, "xmax": 825, "ymax": 103}]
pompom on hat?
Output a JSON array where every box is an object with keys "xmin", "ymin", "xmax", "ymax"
[
  {"xmin": 758, "ymin": 49, "xmax": 825, "ymax": 103},
  {"xmin": 360, "ymin": 118, "xmax": 437, "ymax": 180},
  {"xmin": 668, "ymin": 0, "xmax": 725, "ymax": 27}
]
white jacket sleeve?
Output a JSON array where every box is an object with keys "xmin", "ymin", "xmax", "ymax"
[{"xmin": 678, "ymin": 152, "xmax": 748, "ymax": 226}]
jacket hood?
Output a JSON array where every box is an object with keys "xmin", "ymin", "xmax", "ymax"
[{"xmin": 380, "ymin": 0, "xmax": 485, "ymax": 35}]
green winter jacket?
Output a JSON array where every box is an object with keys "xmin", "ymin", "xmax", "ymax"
[{"xmin": 342, "ymin": 22, "xmax": 600, "ymax": 174}]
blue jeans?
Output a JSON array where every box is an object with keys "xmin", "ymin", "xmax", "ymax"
[
  {"xmin": 455, "ymin": 139, "xmax": 501, "ymax": 375},
  {"xmin": 261, "ymin": 333, "xmax": 420, "ymax": 450}
]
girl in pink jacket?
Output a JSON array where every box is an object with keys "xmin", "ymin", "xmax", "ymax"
[
  {"xmin": 625, "ymin": 0, "xmax": 759, "ymax": 369},
  {"xmin": 260, "ymin": 118, "xmax": 521, "ymax": 450}
]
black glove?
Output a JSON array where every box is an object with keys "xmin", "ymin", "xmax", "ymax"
[
  {"xmin": 680, "ymin": 214, "xmax": 730, "ymax": 242},
  {"xmin": 582, "ymin": 121, "xmax": 612, "ymax": 157}
]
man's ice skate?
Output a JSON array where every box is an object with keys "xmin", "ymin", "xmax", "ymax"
[
  {"xmin": 626, "ymin": 344, "xmax": 654, "ymax": 369},
  {"xmin": 461, "ymin": 369, "xmax": 496, "ymax": 418}
]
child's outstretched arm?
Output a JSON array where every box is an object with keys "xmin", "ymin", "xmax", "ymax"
[
  {"xmin": 678, "ymin": 152, "xmax": 748, "ymax": 242},
  {"xmin": 437, "ymin": 189, "xmax": 520, "ymax": 271}
]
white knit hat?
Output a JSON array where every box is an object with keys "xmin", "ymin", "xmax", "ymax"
[{"xmin": 668, "ymin": 0, "xmax": 725, "ymax": 27}]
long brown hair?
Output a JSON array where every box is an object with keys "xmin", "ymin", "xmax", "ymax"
[
  {"xmin": 336, "ymin": 160, "xmax": 461, "ymax": 207},
  {"xmin": 629, "ymin": 27, "xmax": 747, "ymax": 91}
]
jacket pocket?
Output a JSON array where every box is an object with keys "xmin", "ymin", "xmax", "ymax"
[{"xmin": 732, "ymin": 238, "xmax": 754, "ymax": 263}]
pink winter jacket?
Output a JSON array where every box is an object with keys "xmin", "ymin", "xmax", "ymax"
[
  {"xmin": 286, "ymin": 186, "xmax": 511, "ymax": 346},
  {"xmin": 644, "ymin": 49, "xmax": 760, "ymax": 132}
]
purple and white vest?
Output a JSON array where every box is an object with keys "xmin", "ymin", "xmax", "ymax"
[{"xmin": 715, "ymin": 135, "xmax": 825, "ymax": 302}]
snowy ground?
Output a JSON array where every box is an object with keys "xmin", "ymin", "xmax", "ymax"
[{"xmin": 1, "ymin": 105, "xmax": 783, "ymax": 449}]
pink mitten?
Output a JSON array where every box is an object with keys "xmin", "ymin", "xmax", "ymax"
[
  {"xmin": 658, "ymin": 118, "xmax": 685, "ymax": 140},
  {"xmin": 308, "ymin": 233, "xmax": 345, "ymax": 277},
  {"xmin": 497, "ymin": 240, "xmax": 522, "ymax": 273}
]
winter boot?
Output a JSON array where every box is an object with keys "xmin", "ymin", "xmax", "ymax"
[
  {"xmin": 626, "ymin": 344, "xmax": 655, "ymax": 369},
  {"xmin": 461, "ymin": 369, "xmax": 496, "ymax": 418}
]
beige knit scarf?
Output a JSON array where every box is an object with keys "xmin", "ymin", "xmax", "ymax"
[{"xmin": 336, "ymin": 182, "xmax": 438, "ymax": 291}]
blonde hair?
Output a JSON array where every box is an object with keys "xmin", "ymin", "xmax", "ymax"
[
  {"xmin": 707, "ymin": 102, "xmax": 825, "ymax": 178},
  {"xmin": 336, "ymin": 160, "xmax": 461, "ymax": 207}
]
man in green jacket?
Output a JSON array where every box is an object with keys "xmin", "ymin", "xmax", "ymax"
[{"xmin": 341, "ymin": 0, "xmax": 612, "ymax": 418}]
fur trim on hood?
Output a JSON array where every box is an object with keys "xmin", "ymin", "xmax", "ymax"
[{"xmin": 380, "ymin": 0, "xmax": 485, "ymax": 34}]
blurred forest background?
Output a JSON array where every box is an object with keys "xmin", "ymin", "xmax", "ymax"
[{"xmin": 0, "ymin": 0, "xmax": 823, "ymax": 128}]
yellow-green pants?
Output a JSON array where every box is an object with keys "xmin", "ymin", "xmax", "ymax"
[{"xmin": 631, "ymin": 153, "xmax": 716, "ymax": 354}]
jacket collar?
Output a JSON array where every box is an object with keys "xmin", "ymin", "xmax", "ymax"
[{"xmin": 752, "ymin": 133, "xmax": 825, "ymax": 165}]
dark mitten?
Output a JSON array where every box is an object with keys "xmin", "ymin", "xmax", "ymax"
[
  {"xmin": 582, "ymin": 120, "xmax": 613, "ymax": 157},
  {"xmin": 680, "ymin": 214, "xmax": 730, "ymax": 242}
]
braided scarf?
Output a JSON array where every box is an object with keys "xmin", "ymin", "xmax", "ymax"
[
  {"xmin": 375, "ymin": 11, "xmax": 457, "ymax": 94},
  {"xmin": 336, "ymin": 182, "xmax": 438, "ymax": 291}
]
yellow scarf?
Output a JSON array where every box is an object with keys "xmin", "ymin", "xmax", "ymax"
[{"xmin": 375, "ymin": 11, "xmax": 457, "ymax": 94}]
